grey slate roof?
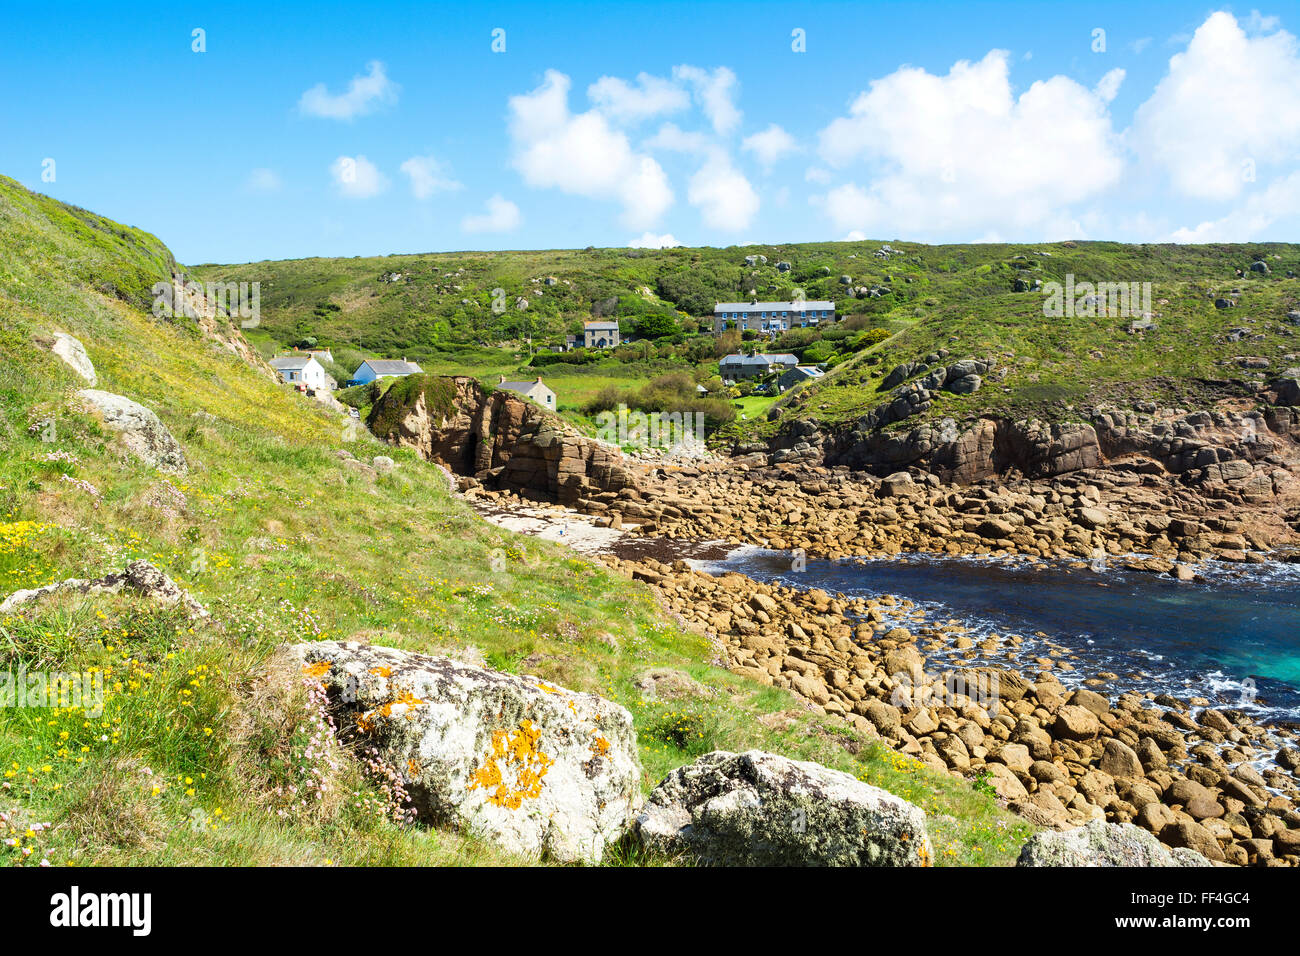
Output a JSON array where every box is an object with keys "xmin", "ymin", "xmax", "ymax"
[
  {"xmin": 715, "ymin": 301, "xmax": 835, "ymax": 312},
  {"xmin": 720, "ymin": 353, "xmax": 799, "ymax": 366},
  {"xmin": 359, "ymin": 359, "xmax": 423, "ymax": 376},
  {"xmin": 270, "ymin": 356, "xmax": 312, "ymax": 370}
]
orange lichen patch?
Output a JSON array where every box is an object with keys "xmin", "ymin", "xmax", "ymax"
[
  {"xmin": 302, "ymin": 661, "xmax": 332, "ymax": 680},
  {"xmin": 532, "ymin": 682, "xmax": 559, "ymax": 694},
  {"xmin": 467, "ymin": 719, "xmax": 554, "ymax": 811},
  {"xmin": 589, "ymin": 735, "xmax": 611, "ymax": 758},
  {"xmin": 369, "ymin": 666, "xmax": 393, "ymax": 678},
  {"xmin": 406, "ymin": 758, "xmax": 421, "ymax": 778},
  {"xmin": 356, "ymin": 711, "xmax": 376, "ymax": 734},
  {"xmin": 377, "ymin": 690, "xmax": 425, "ymax": 721}
]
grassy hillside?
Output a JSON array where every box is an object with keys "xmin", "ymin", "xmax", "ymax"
[
  {"xmin": 767, "ymin": 244, "xmax": 1300, "ymax": 439},
  {"xmin": 197, "ymin": 239, "xmax": 1300, "ymax": 444},
  {"xmin": 0, "ymin": 176, "xmax": 1029, "ymax": 866}
]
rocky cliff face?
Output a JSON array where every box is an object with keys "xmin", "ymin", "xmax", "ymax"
[
  {"xmin": 768, "ymin": 373, "xmax": 1300, "ymax": 508},
  {"xmin": 367, "ymin": 375, "xmax": 638, "ymax": 505}
]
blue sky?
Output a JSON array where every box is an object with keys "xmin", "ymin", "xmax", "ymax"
[{"xmin": 2, "ymin": 1, "xmax": 1298, "ymax": 263}]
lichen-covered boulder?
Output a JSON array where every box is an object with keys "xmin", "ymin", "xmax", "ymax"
[
  {"xmin": 633, "ymin": 750, "xmax": 932, "ymax": 866},
  {"xmin": 291, "ymin": 640, "xmax": 641, "ymax": 863},
  {"xmin": 77, "ymin": 389, "xmax": 187, "ymax": 473},
  {"xmin": 0, "ymin": 559, "xmax": 208, "ymax": 618},
  {"xmin": 1017, "ymin": 820, "xmax": 1211, "ymax": 867}
]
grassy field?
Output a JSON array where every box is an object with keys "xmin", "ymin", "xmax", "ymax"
[{"xmin": 0, "ymin": 174, "xmax": 1032, "ymax": 866}]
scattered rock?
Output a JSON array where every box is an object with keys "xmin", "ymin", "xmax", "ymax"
[
  {"xmin": 633, "ymin": 750, "xmax": 932, "ymax": 866},
  {"xmin": 1017, "ymin": 820, "xmax": 1211, "ymax": 867},
  {"xmin": 0, "ymin": 559, "xmax": 208, "ymax": 618},
  {"xmin": 77, "ymin": 389, "xmax": 187, "ymax": 473},
  {"xmin": 47, "ymin": 332, "xmax": 97, "ymax": 385}
]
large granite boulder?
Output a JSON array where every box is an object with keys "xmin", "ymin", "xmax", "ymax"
[
  {"xmin": 291, "ymin": 640, "xmax": 641, "ymax": 863},
  {"xmin": 1017, "ymin": 820, "xmax": 1211, "ymax": 867},
  {"xmin": 77, "ymin": 389, "xmax": 187, "ymax": 473},
  {"xmin": 633, "ymin": 750, "xmax": 932, "ymax": 866}
]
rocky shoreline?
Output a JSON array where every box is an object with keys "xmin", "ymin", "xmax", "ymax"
[{"xmin": 597, "ymin": 552, "xmax": 1300, "ymax": 866}]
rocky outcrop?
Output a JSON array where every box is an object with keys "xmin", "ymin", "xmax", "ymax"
[
  {"xmin": 767, "ymin": 400, "xmax": 1300, "ymax": 514},
  {"xmin": 77, "ymin": 389, "xmax": 187, "ymax": 473},
  {"xmin": 1017, "ymin": 820, "xmax": 1210, "ymax": 867},
  {"xmin": 817, "ymin": 417, "xmax": 1102, "ymax": 482},
  {"xmin": 0, "ymin": 559, "xmax": 208, "ymax": 618},
  {"xmin": 633, "ymin": 750, "xmax": 932, "ymax": 866},
  {"xmin": 291, "ymin": 640, "xmax": 641, "ymax": 863},
  {"xmin": 368, "ymin": 375, "xmax": 637, "ymax": 505}
]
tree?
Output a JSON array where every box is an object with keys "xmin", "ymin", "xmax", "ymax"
[
  {"xmin": 635, "ymin": 312, "xmax": 681, "ymax": 339},
  {"xmin": 714, "ymin": 328, "xmax": 741, "ymax": 357}
]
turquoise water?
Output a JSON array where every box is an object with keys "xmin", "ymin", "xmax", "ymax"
[{"xmin": 697, "ymin": 549, "xmax": 1300, "ymax": 725}]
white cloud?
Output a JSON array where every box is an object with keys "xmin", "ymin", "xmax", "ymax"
[
  {"xmin": 1094, "ymin": 68, "xmax": 1125, "ymax": 104},
  {"xmin": 246, "ymin": 168, "xmax": 281, "ymax": 192},
  {"xmin": 804, "ymin": 166, "xmax": 832, "ymax": 184},
  {"xmin": 688, "ymin": 154, "xmax": 759, "ymax": 230},
  {"xmin": 1130, "ymin": 11, "xmax": 1300, "ymax": 201},
  {"xmin": 644, "ymin": 122, "xmax": 712, "ymax": 155},
  {"xmin": 461, "ymin": 194, "xmax": 521, "ymax": 233},
  {"xmin": 588, "ymin": 72, "xmax": 689, "ymax": 124},
  {"xmin": 628, "ymin": 232, "xmax": 683, "ymax": 248},
  {"xmin": 399, "ymin": 156, "xmax": 463, "ymax": 199},
  {"xmin": 814, "ymin": 50, "xmax": 1122, "ymax": 238},
  {"xmin": 1131, "ymin": 37, "xmax": 1153, "ymax": 54},
  {"xmin": 508, "ymin": 70, "xmax": 673, "ymax": 228},
  {"xmin": 329, "ymin": 155, "xmax": 387, "ymax": 198},
  {"xmin": 1170, "ymin": 170, "xmax": 1300, "ymax": 241},
  {"xmin": 842, "ymin": 230, "xmax": 867, "ymax": 241},
  {"xmin": 742, "ymin": 124, "xmax": 798, "ymax": 167},
  {"xmin": 299, "ymin": 61, "xmax": 397, "ymax": 120},
  {"xmin": 672, "ymin": 65, "xmax": 741, "ymax": 135}
]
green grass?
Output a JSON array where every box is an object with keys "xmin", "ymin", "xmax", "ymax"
[
  {"xmin": 0, "ymin": 175, "xmax": 1031, "ymax": 867},
  {"xmin": 732, "ymin": 394, "xmax": 780, "ymax": 421}
]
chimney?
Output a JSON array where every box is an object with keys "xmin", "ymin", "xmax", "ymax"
[
  {"xmin": 535, "ymin": 376, "xmax": 542, "ymax": 383},
  {"xmin": 499, "ymin": 374, "xmax": 505, "ymax": 384}
]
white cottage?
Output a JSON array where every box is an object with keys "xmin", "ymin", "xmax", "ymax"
[
  {"xmin": 352, "ymin": 359, "xmax": 424, "ymax": 384},
  {"xmin": 270, "ymin": 354, "xmax": 328, "ymax": 390},
  {"xmin": 496, "ymin": 375, "xmax": 557, "ymax": 409}
]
